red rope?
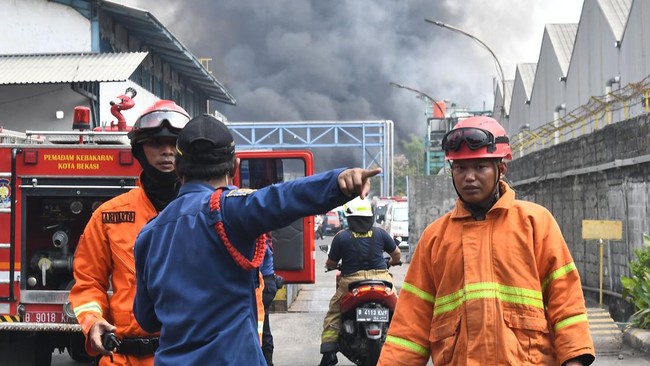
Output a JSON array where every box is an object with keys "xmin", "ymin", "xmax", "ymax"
[{"xmin": 210, "ymin": 188, "xmax": 267, "ymax": 271}]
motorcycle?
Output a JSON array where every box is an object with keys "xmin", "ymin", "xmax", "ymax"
[{"xmin": 321, "ymin": 245, "xmax": 400, "ymax": 366}]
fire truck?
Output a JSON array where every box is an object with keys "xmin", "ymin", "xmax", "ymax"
[{"xmin": 0, "ymin": 93, "xmax": 316, "ymax": 365}]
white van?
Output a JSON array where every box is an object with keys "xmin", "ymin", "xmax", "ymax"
[{"xmin": 383, "ymin": 200, "xmax": 409, "ymax": 252}]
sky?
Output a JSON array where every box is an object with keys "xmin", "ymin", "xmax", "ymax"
[{"xmin": 113, "ymin": 0, "xmax": 584, "ymax": 168}]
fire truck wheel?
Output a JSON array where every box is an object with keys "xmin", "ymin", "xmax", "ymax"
[{"xmin": 67, "ymin": 332, "xmax": 93, "ymax": 362}]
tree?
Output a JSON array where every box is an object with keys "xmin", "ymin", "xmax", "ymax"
[
  {"xmin": 393, "ymin": 154, "xmax": 410, "ymax": 196},
  {"xmin": 392, "ymin": 134, "xmax": 425, "ymax": 196},
  {"xmin": 402, "ymin": 133, "xmax": 425, "ymax": 175}
]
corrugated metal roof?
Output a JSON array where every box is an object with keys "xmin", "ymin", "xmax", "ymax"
[
  {"xmin": 517, "ymin": 63, "xmax": 537, "ymax": 101},
  {"xmin": 546, "ymin": 24, "xmax": 578, "ymax": 76},
  {"xmin": 100, "ymin": 1, "xmax": 236, "ymax": 105},
  {"xmin": 0, "ymin": 52, "xmax": 147, "ymax": 85},
  {"xmin": 597, "ymin": 0, "xmax": 632, "ymax": 41}
]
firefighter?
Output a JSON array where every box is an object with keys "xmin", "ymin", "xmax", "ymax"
[
  {"xmin": 132, "ymin": 114, "xmax": 381, "ymax": 365},
  {"xmin": 69, "ymin": 100, "xmax": 191, "ymax": 366},
  {"xmin": 259, "ymin": 239, "xmax": 284, "ymax": 366},
  {"xmin": 318, "ymin": 197, "xmax": 401, "ymax": 366},
  {"xmin": 378, "ymin": 116, "xmax": 595, "ymax": 365}
]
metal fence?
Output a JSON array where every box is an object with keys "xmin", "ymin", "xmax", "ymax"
[{"xmin": 511, "ymin": 74, "xmax": 650, "ymax": 156}]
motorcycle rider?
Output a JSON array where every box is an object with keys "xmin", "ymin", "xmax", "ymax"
[
  {"xmin": 378, "ymin": 116, "xmax": 594, "ymax": 365},
  {"xmin": 69, "ymin": 100, "xmax": 190, "ymax": 366},
  {"xmin": 315, "ymin": 214, "xmax": 324, "ymax": 240},
  {"xmin": 319, "ymin": 197, "xmax": 401, "ymax": 366}
]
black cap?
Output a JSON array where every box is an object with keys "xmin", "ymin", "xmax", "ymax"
[{"xmin": 176, "ymin": 114, "xmax": 235, "ymax": 164}]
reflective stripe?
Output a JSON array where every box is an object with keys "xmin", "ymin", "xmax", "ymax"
[
  {"xmin": 385, "ymin": 335, "xmax": 429, "ymax": 358},
  {"xmin": 434, "ymin": 282, "xmax": 544, "ymax": 316},
  {"xmin": 401, "ymin": 282, "xmax": 435, "ymax": 304},
  {"xmin": 322, "ymin": 328, "xmax": 338, "ymax": 343},
  {"xmin": 73, "ymin": 301, "xmax": 103, "ymax": 317},
  {"xmin": 555, "ymin": 313, "xmax": 588, "ymax": 331},
  {"xmin": 541, "ymin": 262, "xmax": 577, "ymax": 291}
]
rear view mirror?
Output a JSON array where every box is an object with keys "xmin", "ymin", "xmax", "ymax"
[{"xmin": 319, "ymin": 244, "xmax": 329, "ymax": 254}]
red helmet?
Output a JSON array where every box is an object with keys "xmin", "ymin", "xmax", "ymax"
[
  {"xmin": 442, "ymin": 116, "xmax": 512, "ymax": 161},
  {"xmin": 128, "ymin": 100, "xmax": 190, "ymax": 144}
]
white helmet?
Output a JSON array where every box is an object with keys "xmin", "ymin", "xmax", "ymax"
[{"xmin": 343, "ymin": 197, "xmax": 373, "ymax": 217}]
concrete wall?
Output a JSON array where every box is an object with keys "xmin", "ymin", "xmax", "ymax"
[
  {"xmin": 0, "ymin": 84, "xmax": 86, "ymax": 131},
  {"xmin": 507, "ymin": 113, "xmax": 650, "ymax": 320},
  {"xmin": 407, "ymin": 174, "xmax": 457, "ymax": 259},
  {"xmin": 408, "ymin": 113, "xmax": 650, "ymax": 320},
  {"xmin": 0, "ymin": 0, "xmax": 90, "ymax": 54}
]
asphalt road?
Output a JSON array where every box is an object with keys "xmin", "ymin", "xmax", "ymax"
[{"xmin": 53, "ymin": 235, "xmax": 650, "ymax": 365}]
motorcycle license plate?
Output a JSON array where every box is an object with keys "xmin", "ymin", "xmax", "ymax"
[{"xmin": 356, "ymin": 308, "xmax": 389, "ymax": 322}]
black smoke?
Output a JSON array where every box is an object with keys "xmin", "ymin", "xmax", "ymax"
[{"xmin": 116, "ymin": 0, "xmax": 542, "ymax": 171}]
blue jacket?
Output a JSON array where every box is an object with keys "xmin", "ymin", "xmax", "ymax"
[
  {"xmin": 134, "ymin": 169, "xmax": 349, "ymax": 366},
  {"xmin": 329, "ymin": 227, "xmax": 396, "ymax": 275},
  {"xmin": 260, "ymin": 245, "xmax": 275, "ymax": 277}
]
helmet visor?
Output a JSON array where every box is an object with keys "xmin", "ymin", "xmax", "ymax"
[
  {"xmin": 442, "ymin": 127, "xmax": 508, "ymax": 152},
  {"xmin": 135, "ymin": 110, "xmax": 190, "ymax": 130}
]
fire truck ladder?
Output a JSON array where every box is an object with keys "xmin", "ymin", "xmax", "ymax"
[
  {"xmin": 0, "ymin": 129, "xmax": 34, "ymax": 302},
  {"xmin": 0, "ymin": 148, "xmax": 18, "ymax": 302}
]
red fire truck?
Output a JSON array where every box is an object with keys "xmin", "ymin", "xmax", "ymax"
[{"xmin": 0, "ymin": 99, "xmax": 315, "ymax": 365}]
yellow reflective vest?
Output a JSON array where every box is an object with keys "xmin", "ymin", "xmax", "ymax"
[{"xmin": 379, "ymin": 182, "xmax": 595, "ymax": 366}]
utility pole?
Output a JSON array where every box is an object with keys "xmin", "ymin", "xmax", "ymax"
[
  {"xmin": 389, "ymin": 82, "xmax": 447, "ymax": 175},
  {"xmin": 425, "ymin": 19, "xmax": 506, "ymax": 122}
]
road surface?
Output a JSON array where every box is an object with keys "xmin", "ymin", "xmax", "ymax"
[{"xmin": 54, "ymin": 235, "xmax": 650, "ymax": 365}]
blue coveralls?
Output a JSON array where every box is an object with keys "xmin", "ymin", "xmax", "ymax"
[{"xmin": 133, "ymin": 169, "xmax": 350, "ymax": 366}]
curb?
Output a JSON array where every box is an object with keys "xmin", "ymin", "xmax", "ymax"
[
  {"xmin": 270, "ymin": 284, "xmax": 302, "ymax": 313},
  {"xmin": 623, "ymin": 327, "xmax": 650, "ymax": 354}
]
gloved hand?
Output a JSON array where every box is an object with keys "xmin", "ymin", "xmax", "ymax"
[{"xmin": 274, "ymin": 274, "xmax": 285, "ymax": 290}]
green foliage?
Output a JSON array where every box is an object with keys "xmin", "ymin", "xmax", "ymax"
[
  {"xmin": 392, "ymin": 155, "xmax": 410, "ymax": 196},
  {"xmin": 402, "ymin": 134, "xmax": 424, "ymax": 175},
  {"xmin": 393, "ymin": 134, "xmax": 425, "ymax": 196},
  {"xmin": 621, "ymin": 233, "xmax": 650, "ymax": 328}
]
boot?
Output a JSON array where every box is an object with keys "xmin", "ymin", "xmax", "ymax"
[{"xmin": 318, "ymin": 351, "xmax": 338, "ymax": 366}]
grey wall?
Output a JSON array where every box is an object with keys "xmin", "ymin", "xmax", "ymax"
[
  {"xmin": 508, "ymin": 113, "xmax": 650, "ymax": 320},
  {"xmin": 0, "ymin": 84, "xmax": 87, "ymax": 131},
  {"xmin": 407, "ymin": 174, "xmax": 456, "ymax": 259}
]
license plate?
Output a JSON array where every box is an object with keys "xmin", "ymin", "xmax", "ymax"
[
  {"xmin": 356, "ymin": 308, "xmax": 389, "ymax": 322},
  {"xmin": 24, "ymin": 311, "xmax": 75, "ymax": 324}
]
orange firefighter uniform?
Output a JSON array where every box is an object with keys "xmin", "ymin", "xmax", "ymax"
[
  {"xmin": 69, "ymin": 185, "xmax": 266, "ymax": 365},
  {"xmin": 379, "ymin": 182, "xmax": 595, "ymax": 366},
  {"xmin": 255, "ymin": 270, "xmax": 265, "ymax": 344},
  {"xmin": 69, "ymin": 187, "xmax": 158, "ymax": 366}
]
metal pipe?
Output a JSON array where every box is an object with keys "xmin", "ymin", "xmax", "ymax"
[
  {"xmin": 582, "ymin": 285, "xmax": 622, "ymax": 299},
  {"xmin": 553, "ymin": 104, "xmax": 566, "ymax": 145}
]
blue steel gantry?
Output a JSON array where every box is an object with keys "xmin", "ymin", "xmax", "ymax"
[{"xmin": 225, "ymin": 120, "xmax": 394, "ymax": 196}]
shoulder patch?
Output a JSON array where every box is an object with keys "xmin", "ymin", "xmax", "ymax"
[
  {"xmin": 102, "ymin": 211, "xmax": 135, "ymax": 223},
  {"xmin": 226, "ymin": 188, "xmax": 257, "ymax": 197}
]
